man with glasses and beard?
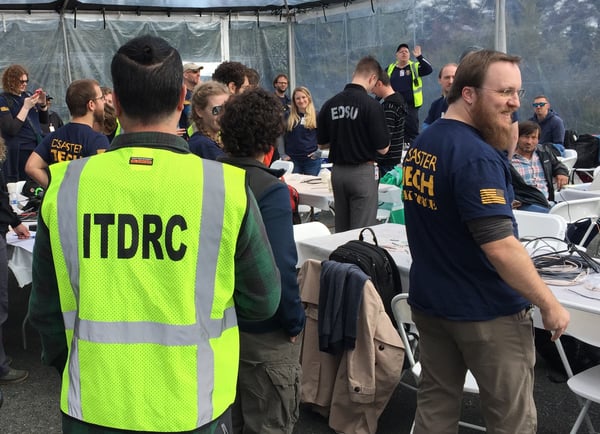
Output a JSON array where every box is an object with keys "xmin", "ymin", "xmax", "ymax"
[
  {"xmin": 402, "ymin": 50, "xmax": 570, "ymax": 433},
  {"xmin": 25, "ymin": 79, "xmax": 109, "ymax": 188},
  {"xmin": 272, "ymin": 73, "xmax": 291, "ymax": 114}
]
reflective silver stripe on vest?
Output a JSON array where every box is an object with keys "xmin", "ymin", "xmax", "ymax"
[
  {"xmin": 57, "ymin": 158, "xmax": 88, "ymax": 420},
  {"xmin": 56, "ymin": 157, "xmax": 236, "ymax": 425},
  {"xmin": 58, "ymin": 158, "xmax": 88, "ymax": 302},
  {"xmin": 195, "ymin": 160, "xmax": 227, "ymax": 424}
]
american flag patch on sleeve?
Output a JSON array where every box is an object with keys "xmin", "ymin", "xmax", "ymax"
[{"xmin": 480, "ymin": 188, "xmax": 506, "ymax": 205}]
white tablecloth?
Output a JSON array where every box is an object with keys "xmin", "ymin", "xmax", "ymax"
[
  {"xmin": 7, "ymin": 232, "xmax": 35, "ymax": 288},
  {"xmin": 295, "ymin": 223, "xmax": 411, "ymax": 293},
  {"xmin": 285, "ymin": 173, "xmax": 334, "ymax": 211},
  {"xmin": 285, "ymin": 174, "xmax": 403, "ymax": 213},
  {"xmin": 295, "ymin": 223, "xmax": 600, "ymax": 318}
]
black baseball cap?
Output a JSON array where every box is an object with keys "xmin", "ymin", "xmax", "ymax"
[{"xmin": 396, "ymin": 43, "xmax": 409, "ymax": 52}]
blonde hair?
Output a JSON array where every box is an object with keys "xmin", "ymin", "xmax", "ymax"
[
  {"xmin": 190, "ymin": 80, "xmax": 229, "ymax": 130},
  {"xmin": 287, "ymin": 86, "xmax": 317, "ymax": 131}
]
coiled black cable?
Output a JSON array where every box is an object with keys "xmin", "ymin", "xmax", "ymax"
[{"xmin": 523, "ymin": 236, "xmax": 600, "ymax": 283}]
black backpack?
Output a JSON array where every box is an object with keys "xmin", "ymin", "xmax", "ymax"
[
  {"xmin": 564, "ymin": 129, "xmax": 578, "ymax": 150},
  {"xmin": 573, "ymin": 134, "xmax": 600, "ymax": 169},
  {"xmin": 329, "ymin": 227, "xmax": 402, "ymax": 323},
  {"xmin": 20, "ymin": 179, "xmax": 44, "ymax": 214},
  {"xmin": 571, "ymin": 134, "xmax": 600, "ymax": 182}
]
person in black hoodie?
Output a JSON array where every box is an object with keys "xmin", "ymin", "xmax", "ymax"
[
  {"xmin": 0, "ymin": 136, "xmax": 31, "ymax": 385},
  {"xmin": 219, "ymin": 88, "xmax": 305, "ymax": 434}
]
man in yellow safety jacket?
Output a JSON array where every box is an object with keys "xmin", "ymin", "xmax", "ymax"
[
  {"xmin": 387, "ymin": 43, "xmax": 433, "ymax": 143},
  {"xmin": 29, "ymin": 34, "xmax": 282, "ymax": 434}
]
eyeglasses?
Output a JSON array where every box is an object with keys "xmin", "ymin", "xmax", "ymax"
[
  {"xmin": 211, "ymin": 105, "xmax": 223, "ymax": 116},
  {"xmin": 477, "ymin": 87, "xmax": 525, "ymax": 99},
  {"xmin": 92, "ymin": 95, "xmax": 105, "ymax": 102},
  {"xmin": 532, "ymin": 102, "xmax": 547, "ymax": 108},
  {"xmin": 20, "ymin": 79, "xmax": 29, "ymax": 84},
  {"xmin": 276, "ymin": 82, "xmax": 288, "ymax": 85}
]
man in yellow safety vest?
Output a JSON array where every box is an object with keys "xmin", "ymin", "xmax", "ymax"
[
  {"xmin": 29, "ymin": 34, "xmax": 282, "ymax": 434},
  {"xmin": 387, "ymin": 43, "xmax": 433, "ymax": 143}
]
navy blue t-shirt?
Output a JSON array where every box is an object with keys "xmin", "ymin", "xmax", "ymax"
[
  {"xmin": 423, "ymin": 95, "xmax": 448, "ymax": 126},
  {"xmin": 34, "ymin": 122, "xmax": 109, "ymax": 164},
  {"xmin": 188, "ymin": 131, "xmax": 225, "ymax": 161},
  {"xmin": 284, "ymin": 113, "xmax": 318, "ymax": 160},
  {"xmin": 403, "ymin": 119, "xmax": 528, "ymax": 320}
]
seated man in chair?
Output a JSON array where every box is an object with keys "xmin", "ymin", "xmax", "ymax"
[{"xmin": 511, "ymin": 121, "xmax": 569, "ymax": 213}]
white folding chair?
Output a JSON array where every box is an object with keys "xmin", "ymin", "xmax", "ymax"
[
  {"xmin": 390, "ymin": 294, "xmax": 486, "ymax": 432},
  {"xmin": 377, "ymin": 184, "xmax": 403, "ymax": 223},
  {"xmin": 557, "ymin": 166, "xmax": 600, "ymax": 202},
  {"xmin": 514, "ymin": 210, "xmax": 567, "ymax": 239},
  {"xmin": 270, "ymin": 159, "xmax": 294, "ymax": 176},
  {"xmin": 571, "ymin": 163, "xmax": 600, "ymax": 185},
  {"xmin": 557, "ymin": 188, "xmax": 600, "ymax": 202},
  {"xmin": 559, "ymin": 149, "xmax": 578, "ymax": 174},
  {"xmin": 550, "ymin": 197, "xmax": 600, "ymax": 246},
  {"xmin": 513, "ymin": 210, "xmax": 568, "ymax": 253},
  {"xmin": 292, "ymin": 221, "xmax": 331, "ymax": 267},
  {"xmin": 550, "ymin": 198, "xmax": 600, "ymax": 222},
  {"xmin": 554, "ymin": 308, "xmax": 600, "ymax": 433}
]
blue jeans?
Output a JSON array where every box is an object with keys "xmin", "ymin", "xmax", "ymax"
[{"xmin": 291, "ymin": 158, "xmax": 321, "ymax": 176}]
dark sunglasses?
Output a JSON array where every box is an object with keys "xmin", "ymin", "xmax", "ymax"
[
  {"xmin": 212, "ymin": 105, "xmax": 224, "ymax": 116},
  {"xmin": 532, "ymin": 102, "xmax": 547, "ymax": 108},
  {"xmin": 20, "ymin": 79, "xmax": 29, "ymax": 84}
]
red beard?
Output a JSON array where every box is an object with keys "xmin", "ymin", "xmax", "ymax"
[{"xmin": 472, "ymin": 98, "xmax": 515, "ymax": 152}]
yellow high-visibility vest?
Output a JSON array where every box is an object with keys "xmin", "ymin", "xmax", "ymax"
[
  {"xmin": 42, "ymin": 146, "xmax": 247, "ymax": 431},
  {"xmin": 387, "ymin": 60, "xmax": 424, "ymax": 107}
]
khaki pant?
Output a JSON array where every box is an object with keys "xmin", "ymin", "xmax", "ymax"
[
  {"xmin": 412, "ymin": 307, "xmax": 537, "ymax": 434},
  {"xmin": 232, "ymin": 329, "xmax": 302, "ymax": 434}
]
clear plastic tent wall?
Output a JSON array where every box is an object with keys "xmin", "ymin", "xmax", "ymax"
[{"xmin": 0, "ymin": 0, "xmax": 598, "ymax": 133}]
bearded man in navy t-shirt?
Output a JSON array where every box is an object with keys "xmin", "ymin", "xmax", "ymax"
[
  {"xmin": 25, "ymin": 79, "xmax": 109, "ymax": 188},
  {"xmin": 402, "ymin": 49, "xmax": 570, "ymax": 434}
]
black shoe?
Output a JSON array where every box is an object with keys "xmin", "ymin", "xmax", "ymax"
[{"xmin": 0, "ymin": 368, "xmax": 29, "ymax": 384}]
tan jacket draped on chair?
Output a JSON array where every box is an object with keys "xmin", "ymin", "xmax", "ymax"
[{"xmin": 298, "ymin": 259, "xmax": 405, "ymax": 434}]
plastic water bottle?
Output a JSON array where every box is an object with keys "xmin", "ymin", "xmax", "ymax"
[{"xmin": 319, "ymin": 168, "xmax": 332, "ymax": 192}]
